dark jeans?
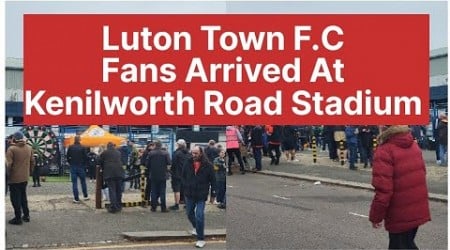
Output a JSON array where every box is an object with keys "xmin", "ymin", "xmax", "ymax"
[
  {"xmin": 70, "ymin": 166, "xmax": 88, "ymax": 201},
  {"xmin": 129, "ymin": 166, "xmax": 140, "ymax": 189},
  {"xmin": 348, "ymin": 142, "xmax": 358, "ymax": 168},
  {"xmin": 9, "ymin": 182, "xmax": 30, "ymax": 219},
  {"xmin": 388, "ymin": 227, "xmax": 418, "ymax": 249},
  {"xmin": 144, "ymin": 176, "xmax": 152, "ymax": 201},
  {"xmin": 328, "ymin": 139, "xmax": 338, "ymax": 160},
  {"xmin": 253, "ymin": 147, "xmax": 262, "ymax": 170},
  {"xmin": 185, "ymin": 197, "xmax": 206, "ymax": 241},
  {"xmin": 227, "ymin": 148, "xmax": 244, "ymax": 172},
  {"xmin": 32, "ymin": 166, "xmax": 41, "ymax": 185},
  {"xmin": 216, "ymin": 180, "xmax": 226, "ymax": 204},
  {"xmin": 88, "ymin": 165, "xmax": 96, "ymax": 180},
  {"xmin": 360, "ymin": 146, "xmax": 373, "ymax": 166},
  {"xmin": 268, "ymin": 144, "xmax": 281, "ymax": 161},
  {"xmin": 151, "ymin": 179, "xmax": 167, "ymax": 209},
  {"xmin": 106, "ymin": 177, "xmax": 123, "ymax": 211}
]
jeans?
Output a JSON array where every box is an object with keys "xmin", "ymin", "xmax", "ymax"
[
  {"xmin": 216, "ymin": 180, "xmax": 226, "ymax": 203},
  {"xmin": 70, "ymin": 166, "xmax": 88, "ymax": 201},
  {"xmin": 129, "ymin": 166, "xmax": 140, "ymax": 189},
  {"xmin": 106, "ymin": 177, "xmax": 123, "ymax": 211},
  {"xmin": 185, "ymin": 197, "xmax": 206, "ymax": 240},
  {"xmin": 439, "ymin": 144, "xmax": 447, "ymax": 166},
  {"xmin": 9, "ymin": 182, "xmax": 29, "ymax": 219},
  {"xmin": 348, "ymin": 142, "xmax": 357, "ymax": 168},
  {"xmin": 388, "ymin": 227, "xmax": 418, "ymax": 249},
  {"xmin": 151, "ymin": 179, "xmax": 167, "ymax": 209},
  {"xmin": 32, "ymin": 166, "xmax": 41, "ymax": 185},
  {"xmin": 268, "ymin": 144, "xmax": 281, "ymax": 161},
  {"xmin": 359, "ymin": 146, "xmax": 372, "ymax": 166},
  {"xmin": 253, "ymin": 147, "xmax": 262, "ymax": 170},
  {"xmin": 227, "ymin": 148, "xmax": 245, "ymax": 172}
]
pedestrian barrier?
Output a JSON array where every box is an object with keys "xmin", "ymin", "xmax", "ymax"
[
  {"xmin": 96, "ymin": 166, "xmax": 149, "ymax": 209},
  {"xmin": 312, "ymin": 136, "xmax": 317, "ymax": 163}
]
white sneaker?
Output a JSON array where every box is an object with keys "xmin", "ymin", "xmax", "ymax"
[
  {"xmin": 73, "ymin": 199, "xmax": 80, "ymax": 204},
  {"xmin": 191, "ymin": 228, "xmax": 197, "ymax": 236},
  {"xmin": 195, "ymin": 240, "xmax": 206, "ymax": 248},
  {"xmin": 83, "ymin": 196, "xmax": 90, "ymax": 201}
]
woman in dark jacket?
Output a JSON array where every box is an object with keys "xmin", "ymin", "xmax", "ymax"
[
  {"xmin": 99, "ymin": 142, "xmax": 125, "ymax": 213},
  {"xmin": 181, "ymin": 146, "xmax": 216, "ymax": 248},
  {"xmin": 369, "ymin": 125, "xmax": 431, "ymax": 249}
]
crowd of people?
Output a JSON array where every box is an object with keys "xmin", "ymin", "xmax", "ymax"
[
  {"xmin": 68, "ymin": 137, "xmax": 219, "ymax": 248},
  {"xmin": 5, "ymin": 116, "xmax": 447, "ymax": 248}
]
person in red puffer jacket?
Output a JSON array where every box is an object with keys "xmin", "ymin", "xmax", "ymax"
[{"xmin": 369, "ymin": 125, "xmax": 431, "ymax": 249}]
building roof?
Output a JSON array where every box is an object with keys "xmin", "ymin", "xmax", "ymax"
[
  {"xmin": 5, "ymin": 47, "xmax": 448, "ymax": 70},
  {"xmin": 430, "ymin": 47, "xmax": 448, "ymax": 59},
  {"xmin": 6, "ymin": 58, "xmax": 23, "ymax": 69}
]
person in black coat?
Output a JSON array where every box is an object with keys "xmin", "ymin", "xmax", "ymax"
[
  {"xmin": 169, "ymin": 139, "xmax": 190, "ymax": 210},
  {"xmin": 250, "ymin": 125, "xmax": 264, "ymax": 171},
  {"xmin": 181, "ymin": 146, "xmax": 216, "ymax": 248},
  {"xmin": 66, "ymin": 135, "xmax": 89, "ymax": 203},
  {"xmin": 146, "ymin": 140, "xmax": 171, "ymax": 212},
  {"xmin": 98, "ymin": 142, "xmax": 125, "ymax": 213}
]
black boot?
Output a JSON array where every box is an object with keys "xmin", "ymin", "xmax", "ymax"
[{"xmin": 8, "ymin": 218, "xmax": 22, "ymax": 225}]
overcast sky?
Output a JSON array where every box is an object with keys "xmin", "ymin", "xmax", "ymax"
[{"xmin": 5, "ymin": 1, "xmax": 448, "ymax": 58}]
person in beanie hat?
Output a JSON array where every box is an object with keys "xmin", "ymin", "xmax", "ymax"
[{"xmin": 6, "ymin": 131, "xmax": 35, "ymax": 225}]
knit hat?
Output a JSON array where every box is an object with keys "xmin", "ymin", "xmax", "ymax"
[{"xmin": 13, "ymin": 131, "xmax": 24, "ymax": 140}]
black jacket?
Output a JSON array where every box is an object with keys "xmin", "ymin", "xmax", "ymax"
[
  {"xmin": 205, "ymin": 146, "xmax": 219, "ymax": 163},
  {"xmin": 182, "ymin": 156, "xmax": 216, "ymax": 202},
  {"xmin": 99, "ymin": 148, "xmax": 125, "ymax": 180},
  {"xmin": 250, "ymin": 126, "xmax": 264, "ymax": 148},
  {"xmin": 66, "ymin": 143, "xmax": 88, "ymax": 166},
  {"xmin": 146, "ymin": 148, "xmax": 171, "ymax": 181},
  {"xmin": 171, "ymin": 148, "xmax": 189, "ymax": 179}
]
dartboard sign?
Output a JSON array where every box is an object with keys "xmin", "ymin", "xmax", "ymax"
[{"xmin": 21, "ymin": 126, "xmax": 58, "ymax": 166}]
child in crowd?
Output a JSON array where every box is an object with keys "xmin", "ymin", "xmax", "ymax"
[{"xmin": 213, "ymin": 149, "xmax": 227, "ymax": 209}]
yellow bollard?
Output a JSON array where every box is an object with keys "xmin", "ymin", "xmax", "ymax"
[
  {"xmin": 339, "ymin": 140, "xmax": 345, "ymax": 166},
  {"xmin": 312, "ymin": 136, "xmax": 317, "ymax": 163},
  {"xmin": 140, "ymin": 167, "xmax": 147, "ymax": 207},
  {"xmin": 372, "ymin": 136, "xmax": 378, "ymax": 152}
]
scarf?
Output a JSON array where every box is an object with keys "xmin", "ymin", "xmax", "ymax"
[{"xmin": 193, "ymin": 161, "xmax": 201, "ymax": 174}]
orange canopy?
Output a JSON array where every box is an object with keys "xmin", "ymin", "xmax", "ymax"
[{"xmin": 64, "ymin": 125, "xmax": 126, "ymax": 147}]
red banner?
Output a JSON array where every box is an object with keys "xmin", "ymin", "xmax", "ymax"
[{"xmin": 24, "ymin": 14, "xmax": 429, "ymax": 125}]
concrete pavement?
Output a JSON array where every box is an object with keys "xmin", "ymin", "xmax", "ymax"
[{"xmin": 5, "ymin": 180, "xmax": 226, "ymax": 249}]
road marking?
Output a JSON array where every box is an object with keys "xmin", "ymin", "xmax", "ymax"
[
  {"xmin": 349, "ymin": 212, "xmax": 368, "ymax": 218},
  {"xmin": 272, "ymin": 195, "xmax": 291, "ymax": 200}
]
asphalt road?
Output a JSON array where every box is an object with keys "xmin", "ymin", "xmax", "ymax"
[
  {"xmin": 52, "ymin": 240, "xmax": 226, "ymax": 250},
  {"xmin": 227, "ymin": 173, "xmax": 448, "ymax": 250}
]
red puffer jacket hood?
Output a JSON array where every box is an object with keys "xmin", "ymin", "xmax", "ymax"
[
  {"xmin": 377, "ymin": 125, "xmax": 413, "ymax": 148},
  {"xmin": 370, "ymin": 125, "xmax": 431, "ymax": 233}
]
